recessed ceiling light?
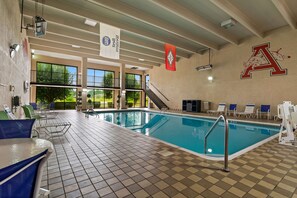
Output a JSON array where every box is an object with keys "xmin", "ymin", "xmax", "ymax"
[
  {"xmin": 138, "ymin": 58, "xmax": 145, "ymax": 61},
  {"xmin": 71, "ymin": 45, "xmax": 81, "ymax": 48},
  {"xmin": 84, "ymin": 18, "xmax": 97, "ymax": 27}
]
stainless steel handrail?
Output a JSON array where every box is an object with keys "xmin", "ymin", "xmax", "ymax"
[{"xmin": 204, "ymin": 114, "xmax": 230, "ymax": 172}]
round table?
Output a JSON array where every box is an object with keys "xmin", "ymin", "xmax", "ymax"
[{"xmin": 0, "ymin": 138, "xmax": 54, "ymax": 169}]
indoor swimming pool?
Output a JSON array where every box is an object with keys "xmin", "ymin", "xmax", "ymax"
[{"xmin": 88, "ymin": 110, "xmax": 279, "ymax": 158}]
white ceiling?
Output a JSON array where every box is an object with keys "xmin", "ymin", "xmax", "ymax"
[{"xmin": 21, "ymin": 0, "xmax": 297, "ymax": 70}]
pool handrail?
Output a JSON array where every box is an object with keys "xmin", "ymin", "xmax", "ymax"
[{"xmin": 204, "ymin": 114, "xmax": 230, "ymax": 172}]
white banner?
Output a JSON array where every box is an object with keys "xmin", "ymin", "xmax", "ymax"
[{"xmin": 100, "ymin": 23, "xmax": 120, "ymax": 59}]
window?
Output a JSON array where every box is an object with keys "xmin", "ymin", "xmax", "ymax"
[
  {"xmin": 36, "ymin": 62, "xmax": 77, "ymax": 85},
  {"xmin": 35, "ymin": 62, "xmax": 78, "ymax": 110},
  {"xmin": 87, "ymin": 89, "xmax": 114, "ymax": 109},
  {"xmin": 36, "ymin": 87, "xmax": 77, "ymax": 110},
  {"xmin": 87, "ymin": 69, "xmax": 115, "ymax": 87},
  {"xmin": 126, "ymin": 91, "xmax": 142, "ymax": 108},
  {"xmin": 126, "ymin": 73, "xmax": 142, "ymax": 89}
]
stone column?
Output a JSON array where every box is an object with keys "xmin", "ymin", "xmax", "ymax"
[
  {"xmin": 120, "ymin": 63, "xmax": 126, "ymax": 109},
  {"xmin": 81, "ymin": 57, "xmax": 88, "ymax": 110}
]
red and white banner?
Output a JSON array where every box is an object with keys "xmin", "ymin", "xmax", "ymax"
[{"xmin": 164, "ymin": 43, "xmax": 176, "ymax": 71}]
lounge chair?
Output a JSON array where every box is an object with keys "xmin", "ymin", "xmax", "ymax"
[
  {"xmin": 3, "ymin": 105, "xmax": 17, "ymax": 119},
  {"xmin": 0, "ymin": 119, "xmax": 35, "ymax": 139},
  {"xmin": 0, "ymin": 111, "xmax": 9, "ymax": 120},
  {"xmin": 257, "ymin": 105, "xmax": 271, "ymax": 119},
  {"xmin": 207, "ymin": 103, "xmax": 226, "ymax": 115},
  {"xmin": 21, "ymin": 105, "xmax": 71, "ymax": 138},
  {"xmin": 227, "ymin": 104, "xmax": 237, "ymax": 116},
  {"xmin": 237, "ymin": 104, "xmax": 255, "ymax": 118},
  {"xmin": 29, "ymin": 102, "xmax": 38, "ymax": 110},
  {"xmin": 22, "ymin": 105, "xmax": 46, "ymax": 121}
]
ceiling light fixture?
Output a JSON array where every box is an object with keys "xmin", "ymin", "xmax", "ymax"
[
  {"xmin": 71, "ymin": 45, "xmax": 81, "ymax": 48},
  {"xmin": 138, "ymin": 58, "xmax": 145, "ymax": 61},
  {"xmin": 208, "ymin": 76, "xmax": 213, "ymax": 81},
  {"xmin": 84, "ymin": 18, "xmax": 97, "ymax": 27},
  {"xmin": 9, "ymin": 44, "xmax": 20, "ymax": 58},
  {"xmin": 196, "ymin": 49, "xmax": 213, "ymax": 71},
  {"xmin": 221, "ymin": 18, "xmax": 237, "ymax": 29}
]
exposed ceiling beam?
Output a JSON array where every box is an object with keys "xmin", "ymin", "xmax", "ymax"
[
  {"xmin": 27, "ymin": 31, "xmax": 165, "ymax": 62},
  {"xmin": 271, "ymin": 0, "xmax": 297, "ymax": 29},
  {"xmin": 29, "ymin": 39, "xmax": 158, "ymax": 68},
  {"xmin": 151, "ymin": 0, "xmax": 238, "ymax": 45},
  {"xmin": 210, "ymin": 0, "xmax": 263, "ymax": 38},
  {"xmin": 88, "ymin": 0, "xmax": 219, "ymax": 50},
  {"xmin": 29, "ymin": 38, "xmax": 161, "ymax": 66},
  {"xmin": 31, "ymin": 44, "xmax": 153, "ymax": 69},
  {"xmin": 22, "ymin": 9, "xmax": 191, "ymax": 59},
  {"xmin": 26, "ymin": 0, "xmax": 199, "ymax": 53}
]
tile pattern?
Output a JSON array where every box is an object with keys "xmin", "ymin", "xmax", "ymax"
[{"xmin": 39, "ymin": 111, "xmax": 297, "ymax": 198}]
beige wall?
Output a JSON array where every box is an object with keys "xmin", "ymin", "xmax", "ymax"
[
  {"xmin": 0, "ymin": 0, "xmax": 31, "ymax": 117},
  {"xmin": 150, "ymin": 26, "xmax": 297, "ymax": 114}
]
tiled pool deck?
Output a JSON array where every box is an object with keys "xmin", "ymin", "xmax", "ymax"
[{"xmin": 41, "ymin": 110, "xmax": 297, "ymax": 198}]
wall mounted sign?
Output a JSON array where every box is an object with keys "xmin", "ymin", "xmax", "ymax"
[
  {"xmin": 241, "ymin": 43, "xmax": 290, "ymax": 79},
  {"xmin": 164, "ymin": 43, "xmax": 176, "ymax": 71},
  {"xmin": 100, "ymin": 23, "xmax": 120, "ymax": 59}
]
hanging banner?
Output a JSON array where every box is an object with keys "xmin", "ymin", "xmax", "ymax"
[
  {"xmin": 164, "ymin": 43, "xmax": 176, "ymax": 71},
  {"xmin": 100, "ymin": 23, "xmax": 120, "ymax": 59}
]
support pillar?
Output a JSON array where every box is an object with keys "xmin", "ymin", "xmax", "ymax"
[
  {"xmin": 120, "ymin": 63, "xmax": 126, "ymax": 109},
  {"xmin": 81, "ymin": 57, "xmax": 88, "ymax": 110}
]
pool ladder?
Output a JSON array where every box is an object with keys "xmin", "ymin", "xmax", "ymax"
[{"xmin": 204, "ymin": 114, "xmax": 230, "ymax": 172}]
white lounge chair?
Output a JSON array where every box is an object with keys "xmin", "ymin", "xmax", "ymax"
[
  {"xmin": 237, "ymin": 104, "xmax": 255, "ymax": 118},
  {"xmin": 207, "ymin": 103, "xmax": 226, "ymax": 115}
]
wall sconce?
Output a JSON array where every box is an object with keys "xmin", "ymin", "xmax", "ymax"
[
  {"xmin": 208, "ymin": 76, "xmax": 213, "ymax": 82},
  {"xmin": 10, "ymin": 44, "xmax": 20, "ymax": 58}
]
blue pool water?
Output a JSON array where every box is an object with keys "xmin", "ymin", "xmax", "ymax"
[{"xmin": 91, "ymin": 110, "xmax": 279, "ymax": 156}]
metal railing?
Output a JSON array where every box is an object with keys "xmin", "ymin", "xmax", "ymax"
[
  {"xmin": 31, "ymin": 70, "xmax": 81, "ymax": 86},
  {"xmin": 147, "ymin": 83, "xmax": 169, "ymax": 101},
  {"xmin": 204, "ymin": 114, "xmax": 230, "ymax": 172}
]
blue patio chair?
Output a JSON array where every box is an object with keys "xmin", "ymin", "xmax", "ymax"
[
  {"xmin": 0, "ymin": 119, "xmax": 35, "ymax": 139},
  {"xmin": 29, "ymin": 102, "xmax": 38, "ymax": 110},
  {"xmin": 49, "ymin": 102, "xmax": 55, "ymax": 110},
  {"xmin": 257, "ymin": 105, "xmax": 271, "ymax": 119},
  {"xmin": 227, "ymin": 104, "xmax": 237, "ymax": 116},
  {"xmin": 0, "ymin": 149, "xmax": 48, "ymax": 198}
]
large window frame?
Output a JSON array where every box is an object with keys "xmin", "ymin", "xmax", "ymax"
[
  {"xmin": 87, "ymin": 89, "xmax": 115, "ymax": 109},
  {"xmin": 36, "ymin": 62, "xmax": 78, "ymax": 86},
  {"xmin": 87, "ymin": 68, "xmax": 116, "ymax": 88},
  {"xmin": 125, "ymin": 73, "xmax": 142, "ymax": 89}
]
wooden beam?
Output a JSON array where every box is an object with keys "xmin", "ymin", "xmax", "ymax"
[
  {"xmin": 210, "ymin": 0, "xmax": 263, "ymax": 38},
  {"xmin": 22, "ymin": 8, "xmax": 191, "ymax": 59},
  {"xmin": 271, "ymin": 0, "xmax": 297, "ymax": 29},
  {"xmin": 151, "ymin": 0, "xmax": 238, "ymax": 45},
  {"xmin": 29, "ymin": 39, "xmax": 159, "ymax": 67},
  {"xmin": 89, "ymin": 0, "xmax": 219, "ymax": 50},
  {"xmin": 30, "ymin": 45, "xmax": 154, "ymax": 69},
  {"xmin": 25, "ymin": 0, "xmax": 199, "ymax": 53},
  {"xmin": 27, "ymin": 31, "xmax": 164, "ymax": 62}
]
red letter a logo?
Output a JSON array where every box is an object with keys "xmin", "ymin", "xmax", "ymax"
[{"xmin": 241, "ymin": 43, "xmax": 287, "ymax": 79}]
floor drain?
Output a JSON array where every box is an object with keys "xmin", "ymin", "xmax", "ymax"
[{"xmin": 158, "ymin": 150, "xmax": 174, "ymax": 157}]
